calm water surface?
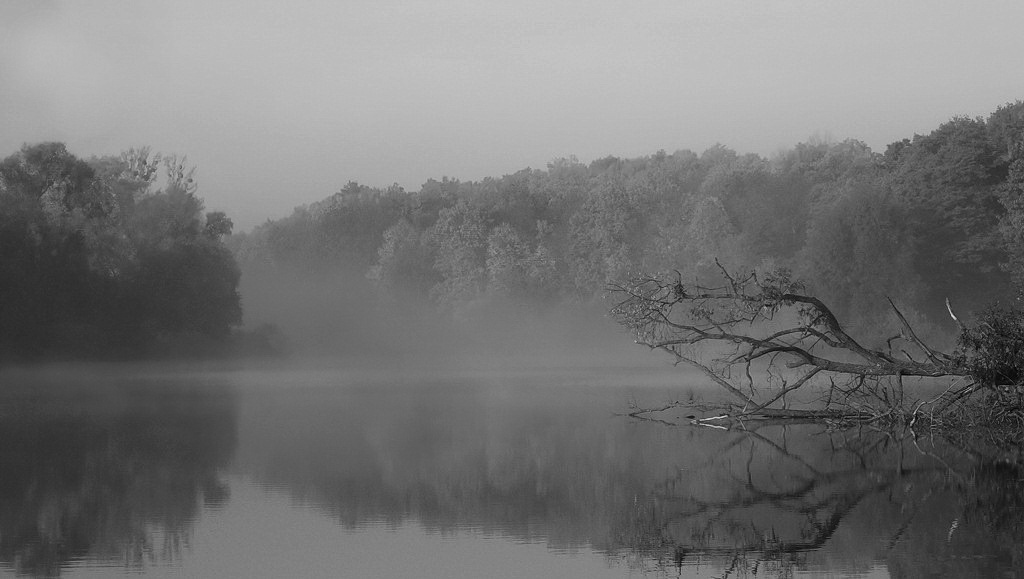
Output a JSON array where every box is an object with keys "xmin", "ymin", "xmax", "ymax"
[{"xmin": 0, "ymin": 363, "xmax": 1021, "ymax": 578}]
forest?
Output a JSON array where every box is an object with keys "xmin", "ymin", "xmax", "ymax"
[
  {"xmin": 232, "ymin": 100, "xmax": 1024, "ymax": 348},
  {"xmin": 4, "ymin": 101, "xmax": 1024, "ymax": 364}
]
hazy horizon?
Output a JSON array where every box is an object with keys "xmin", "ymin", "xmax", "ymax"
[{"xmin": 4, "ymin": 0, "xmax": 1024, "ymax": 230}]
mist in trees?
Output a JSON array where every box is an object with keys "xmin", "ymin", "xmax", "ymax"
[
  {"xmin": 230, "ymin": 101, "xmax": 1024, "ymax": 361},
  {"xmin": 7, "ymin": 101, "xmax": 1024, "ymax": 364}
]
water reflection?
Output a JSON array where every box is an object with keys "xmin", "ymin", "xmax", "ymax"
[
  {"xmin": 0, "ymin": 372, "xmax": 237, "ymax": 577},
  {"xmin": 617, "ymin": 425, "xmax": 1024, "ymax": 577},
  {"xmin": 1, "ymin": 368, "xmax": 1021, "ymax": 577},
  {"xmin": 234, "ymin": 374, "xmax": 1024, "ymax": 577}
]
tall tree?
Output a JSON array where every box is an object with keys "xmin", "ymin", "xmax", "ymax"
[
  {"xmin": 0, "ymin": 143, "xmax": 106, "ymax": 356},
  {"xmin": 567, "ymin": 178, "xmax": 644, "ymax": 298},
  {"xmin": 430, "ymin": 200, "xmax": 488, "ymax": 307},
  {"xmin": 887, "ymin": 117, "xmax": 1009, "ymax": 315},
  {"xmin": 369, "ymin": 219, "xmax": 438, "ymax": 298},
  {"xmin": 989, "ymin": 101, "xmax": 1024, "ymax": 287}
]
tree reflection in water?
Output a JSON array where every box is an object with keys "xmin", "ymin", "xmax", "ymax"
[
  {"xmin": 3, "ymin": 370, "xmax": 1017, "ymax": 578},
  {"xmin": 0, "ymin": 373, "xmax": 237, "ymax": 577},
  {"xmin": 237, "ymin": 378, "xmax": 1023, "ymax": 578},
  {"xmin": 616, "ymin": 423, "xmax": 1024, "ymax": 578}
]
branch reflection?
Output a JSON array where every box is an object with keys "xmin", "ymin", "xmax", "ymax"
[{"xmin": 237, "ymin": 380, "xmax": 1023, "ymax": 577}]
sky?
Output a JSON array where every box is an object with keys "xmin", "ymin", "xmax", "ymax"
[{"xmin": 3, "ymin": 0, "xmax": 1024, "ymax": 231}]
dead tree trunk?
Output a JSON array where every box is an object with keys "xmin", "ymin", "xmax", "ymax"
[{"xmin": 609, "ymin": 262, "xmax": 975, "ymax": 424}]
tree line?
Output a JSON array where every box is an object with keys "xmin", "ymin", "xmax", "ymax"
[
  {"xmin": 6, "ymin": 101, "xmax": 1024, "ymax": 361},
  {"xmin": 0, "ymin": 143, "xmax": 241, "ymax": 361},
  {"xmin": 233, "ymin": 101, "xmax": 1024, "ymax": 344}
]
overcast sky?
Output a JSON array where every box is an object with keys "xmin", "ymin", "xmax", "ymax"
[{"xmin": 3, "ymin": 0, "xmax": 1024, "ymax": 230}]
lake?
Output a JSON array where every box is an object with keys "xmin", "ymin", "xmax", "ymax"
[{"xmin": 0, "ymin": 361, "xmax": 1021, "ymax": 578}]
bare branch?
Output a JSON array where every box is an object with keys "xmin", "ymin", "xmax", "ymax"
[
  {"xmin": 748, "ymin": 367, "xmax": 822, "ymax": 415},
  {"xmin": 887, "ymin": 297, "xmax": 952, "ymax": 366},
  {"xmin": 609, "ymin": 264, "xmax": 970, "ymax": 422}
]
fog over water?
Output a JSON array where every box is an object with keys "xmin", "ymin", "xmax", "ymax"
[
  {"xmin": 1, "ymin": 248, "xmax": 1021, "ymax": 576},
  {"xmin": 234, "ymin": 259, "xmax": 663, "ymax": 371},
  {"xmin": 1, "ymin": 360, "xmax": 1021, "ymax": 578},
  {"xmin": 5, "ymin": 2, "xmax": 1024, "ymax": 576}
]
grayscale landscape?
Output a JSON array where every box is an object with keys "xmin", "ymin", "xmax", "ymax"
[{"xmin": 2, "ymin": 2, "xmax": 1023, "ymax": 577}]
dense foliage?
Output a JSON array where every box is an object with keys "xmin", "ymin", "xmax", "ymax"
[
  {"xmin": 956, "ymin": 303, "xmax": 1024, "ymax": 388},
  {"xmin": 233, "ymin": 101, "xmax": 1024, "ymax": 345},
  {"xmin": 0, "ymin": 143, "xmax": 241, "ymax": 361},
  {"xmin": 9, "ymin": 101, "xmax": 1024, "ymax": 362}
]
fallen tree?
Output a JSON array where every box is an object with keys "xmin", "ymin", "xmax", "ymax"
[{"xmin": 609, "ymin": 262, "xmax": 1024, "ymax": 430}]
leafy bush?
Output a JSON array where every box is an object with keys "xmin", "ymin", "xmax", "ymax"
[{"xmin": 956, "ymin": 302, "xmax": 1024, "ymax": 389}]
